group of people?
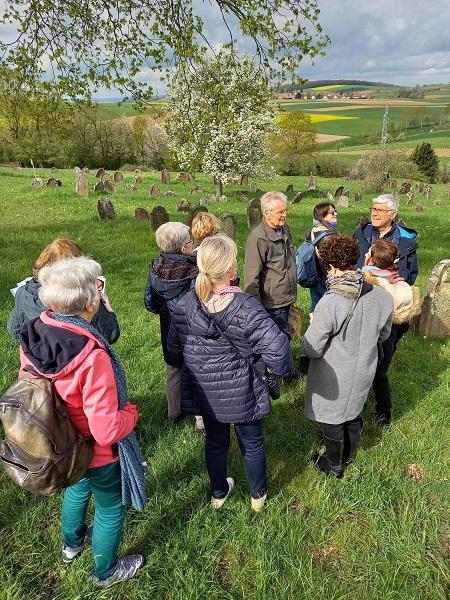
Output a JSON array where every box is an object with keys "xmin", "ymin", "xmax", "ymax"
[{"xmin": 5, "ymin": 191, "xmax": 420, "ymax": 585}]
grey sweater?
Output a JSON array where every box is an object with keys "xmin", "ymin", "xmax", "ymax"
[{"xmin": 301, "ymin": 285, "xmax": 393, "ymax": 424}]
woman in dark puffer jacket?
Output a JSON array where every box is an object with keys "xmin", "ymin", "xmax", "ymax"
[{"xmin": 167, "ymin": 234, "xmax": 292, "ymax": 512}]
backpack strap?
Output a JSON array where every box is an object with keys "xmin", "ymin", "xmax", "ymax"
[{"xmin": 311, "ymin": 230, "xmax": 333, "ymax": 247}]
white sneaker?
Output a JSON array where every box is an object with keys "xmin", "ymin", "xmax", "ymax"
[
  {"xmin": 211, "ymin": 478, "xmax": 235, "ymax": 510},
  {"xmin": 251, "ymin": 493, "xmax": 267, "ymax": 512}
]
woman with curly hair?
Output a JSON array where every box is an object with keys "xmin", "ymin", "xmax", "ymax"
[
  {"xmin": 191, "ymin": 212, "xmax": 221, "ymax": 247},
  {"xmin": 300, "ymin": 235, "xmax": 393, "ymax": 478},
  {"xmin": 363, "ymin": 239, "xmax": 421, "ymax": 426}
]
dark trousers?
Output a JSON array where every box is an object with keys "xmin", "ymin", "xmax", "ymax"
[
  {"xmin": 309, "ymin": 282, "xmax": 326, "ymax": 312},
  {"xmin": 203, "ymin": 416, "xmax": 267, "ymax": 499},
  {"xmin": 322, "ymin": 415, "xmax": 364, "ymax": 467},
  {"xmin": 266, "ymin": 306, "xmax": 291, "ymax": 340},
  {"xmin": 372, "ymin": 323, "xmax": 408, "ymax": 420}
]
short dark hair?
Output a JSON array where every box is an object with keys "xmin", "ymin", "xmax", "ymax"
[
  {"xmin": 313, "ymin": 202, "xmax": 335, "ymax": 222},
  {"xmin": 318, "ymin": 235, "xmax": 360, "ymax": 272}
]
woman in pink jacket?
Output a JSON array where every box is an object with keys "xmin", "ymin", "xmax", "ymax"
[{"xmin": 19, "ymin": 256, "xmax": 145, "ymax": 586}]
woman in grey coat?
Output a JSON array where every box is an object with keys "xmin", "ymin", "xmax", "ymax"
[{"xmin": 301, "ymin": 235, "xmax": 393, "ymax": 478}]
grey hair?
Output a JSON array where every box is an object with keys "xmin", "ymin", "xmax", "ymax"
[
  {"xmin": 155, "ymin": 222, "xmax": 191, "ymax": 253},
  {"xmin": 38, "ymin": 256, "xmax": 101, "ymax": 315},
  {"xmin": 260, "ymin": 191, "xmax": 288, "ymax": 212},
  {"xmin": 372, "ymin": 194, "xmax": 399, "ymax": 212}
]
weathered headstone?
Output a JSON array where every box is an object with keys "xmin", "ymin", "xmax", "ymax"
[
  {"xmin": 220, "ymin": 214, "xmax": 237, "ymax": 240},
  {"xmin": 150, "ymin": 185, "xmax": 160, "ymax": 197},
  {"xmin": 418, "ymin": 182, "xmax": 425, "ymax": 194},
  {"xmin": 219, "ymin": 195, "xmax": 228, "ymax": 203},
  {"xmin": 82, "ymin": 167, "xmax": 89, "ymax": 174},
  {"xmin": 337, "ymin": 195, "xmax": 349, "ymax": 208},
  {"xmin": 135, "ymin": 175, "xmax": 143, "ymax": 184},
  {"xmin": 125, "ymin": 183, "xmax": 137, "ymax": 192},
  {"xmin": 236, "ymin": 191, "xmax": 247, "ymax": 202},
  {"xmin": 334, "ymin": 185, "xmax": 344, "ymax": 198},
  {"xmin": 94, "ymin": 181, "xmax": 106, "ymax": 193},
  {"xmin": 150, "ymin": 206, "xmax": 169, "ymax": 231},
  {"xmin": 161, "ymin": 169, "xmax": 170, "ymax": 185},
  {"xmin": 164, "ymin": 191, "xmax": 175, "ymax": 197},
  {"xmin": 250, "ymin": 182, "xmax": 258, "ymax": 193},
  {"xmin": 240, "ymin": 174, "xmax": 249, "ymax": 186},
  {"xmin": 247, "ymin": 198, "xmax": 263, "ymax": 230},
  {"xmin": 178, "ymin": 172, "xmax": 193, "ymax": 182},
  {"xmin": 190, "ymin": 186, "xmax": 202, "ymax": 195},
  {"xmin": 134, "ymin": 208, "xmax": 150, "ymax": 221},
  {"xmin": 399, "ymin": 181, "xmax": 412, "ymax": 194},
  {"xmin": 406, "ymin": 191, "xmax": 415, "ymax": 205},
  {"xmin": 113, "ymin": 170, "xmax": 123, "ymax": 183},
  {"xmin": 46, "ymin": 178, "xmax": 60, "ymax": 187},
  {"xmin": 327, "ymin": 192, "xmax": 334, "ymax": 201},
  {"xmin": 354, "ymin": 192, "xmax": 362, "ymax": 202},
  {"xmin": 199, "ymin": 197, "xmax": 209, "ymax": 208},
  {"xmin": 415, "ymin": 203, "xmax": 424, "ymax": 213},
  {"xmin": 96, "ymin": 168, "xmax": 105, "ymax": 178},
  {"xmin": 134, "ymin": 168, "xmax": 141, "ymax": 174},
  {"xmin": 32, "ymin": 178, "xmax": 44, "ymax": 188},
  {"xmin": 187, "ymin": 205, "xmax": 208, "ymax": 228},
  {"xmin": 102, "ymin": 173, "xmax": 113, "ymax": 183},
  {"xmin": 51, "ymin": 167, "xmax": 58, "ymax": 174},
  {"xmin": 308, "ymin": 176, "xmax": 317, "ymax": 190},
  {"xmin": 97, "ymin": 198, "xmax": 116, "ymax": 220},
  {"xmin": 413, "ymin": 260, "xmax": 450, "ymax": 337},
  {"xmin": 390, "ymin": 178, "xmax": 397, "ymax": 190},
  {"xmin": 285, "ymin": 184, "xmax": 294, "ymax": 194},
  {"xmin": 292, "ymin": 191, "xmax": 306, "ymax": 204},
  {"xmin": 103, "ymin": 179, "xmax": 116, "ymax": 193},
  {"xmin": 74, "ymin": 166, "xmax": 82, "ymax": 177},
  {"xmin": 76, "ymin": 174, "xmax": 89, "ymax": 197},
  {"xmin": 344, "ymin": 190, "xmax": 350, "ymax": 197},
  {"xmin": 176, "ymin": 199, "xmax": 190, "ymax": 213}
]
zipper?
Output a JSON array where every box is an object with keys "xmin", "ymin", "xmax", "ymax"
[{"xmin": 0, "ymin": 401, "xmax": 21, "ymax": 413}]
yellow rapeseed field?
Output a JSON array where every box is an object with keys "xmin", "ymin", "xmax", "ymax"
[{"xmin": 308, "ymin": 114, "xmax": 359, "ymax": 123}]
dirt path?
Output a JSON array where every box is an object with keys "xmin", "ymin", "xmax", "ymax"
[{"xmin": 317, "ymin": 133, "xmax": 350, "ymax": 143}]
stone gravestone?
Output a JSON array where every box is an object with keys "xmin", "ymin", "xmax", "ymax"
[
  {"xmin": 292, "ymin": 191, "xmax": 306, "ymax": 204},
  {"xmin": 125, "ymin": 183, "xmax": 137, "ymax": 192},
  {"xmin": 413, "ymin": 260, "xmax": 450, "ymax": 337},
  {"xmin": 220, "ymin": 214, "xmax": 237, "ymax": 240},
  {"xmin": 150, "ymin": 185, "xmax": 160, "ymax": 197},
  {"xmin": 103, "ymin": 179, "xmax": 116, "ymax": 193},
  {"xmin": 94, "ymin": 181, "xmax": 106, "ymax": 193},
  {"xmin": 415, "ymin": 204, "xmax": 424, "ymax": 213},
  {"xmin": 176, "ymin": 199, "xmax": 190, "ymax": 213},
  {"xmin": 250, "ymin": 182, "xmax": 258, "ymax": 193},
  {"xmin": 219, "ymin": 195, "xmax": 228, "ymax": 203},
  {"xmin": 96, "ymin": 168, "xmax": 105, "ymax": 179},
  {"xmin": 97, "ymin": 198, "xmax": 116, "ymax": 220},
  {"xmin": 418, "ymin": 182, "xmax": 425, "ymax": 194},
  {"xmin": 406, "ymin": 191, "xmax": 415, "ymax": 205},
  {"xmin": 434, "ymin": 198, "xmax": 442, "ymax": 206},
  {"xmin": 390, "ymin": 178, "xmax": 397, "ymax": 190},
  {"xmin": 51, "ymin": 167, "xmax": 58, "ymax": 174},
  {"xmin": 76, "ymin": 173, "xmax": 89, "ymax": 197},
  {"xmin": 114, "ymin": 170, "xmax": 123, "ymax": 183},
  {"xmin": 164, "ymin": 191, "xmax": 175, "ymax": 197},
  {"xmin": 327, "ymin": 192, "xmax": 334, "ymax": 201},
  {"xmin": 334, "ymin": 185, "xmax": 344, "ymax": 198},
  {"xmin": 150, "ymin": 206, "xmax": 169, "ymax": 231},
  {"xmin": 240, "ymin": 175, "xmax": 249, "ymax": 186},
  {"xmin": 247, "ymin": 198, "xmax": 263, "ymax": 230},
  {"xmin": 82, "ymin": 167, "xmax": 89, "ymax": 174},
  {"xmin": 46, "ymin": 178, "xmax": 60, "ymax": 187},
  {"xmin": 161, "ymin": 169, "xmax": 170, "ymax": 185},
  {"xmin": 344, "ymin": 190, "xmax": 350, "ymax": 197},
  {"xmin": 134, "ymin": 208, "xmax": 150, "ymax": 221},
  {"xmin": 187, "ymin": 205, "xmax": 208, "ymax": 228},
  {"xmin": 74, "ymin": 166, "xmax": 82, "ymax": 177},
  {"xmin": 134, "ymin": 168, "xmax": 141, "ymax": 174},
  {"xmin": 32, "ymin": 178, "xmax": 44, "ymax": 188},
  {"xmin": 399, "ymin": 181, "xmax": 411, "ymax": 194},
  {"xmin": 199, "ymin": 197, "xmax": 209, "ymax": 208},
  {"xmin": 135, "ymin": 175, "xmax": 143, "ymax": 184},
  {"xmin": 285, "ymin": 184, "xmax": 294, "ymax": 194},
  {"xmin": 354, "ymin": 192, "xmax": 362, "ymax": 202},
  {"xmin": 308, "ymin": 175, "xmax": 317, "ymax": 190},
  {"xmin": 337, "ymin": 195, "xmax": 349, "ymax": 208},
  {"xmin": 190, "ymin": 186, "xmax": 202, "ymax": 195}
]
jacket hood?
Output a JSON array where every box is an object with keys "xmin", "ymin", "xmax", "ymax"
[
  {"xmin": 181, "ymin": 290, "xmax": 245, "ymax": 338},
  {"xmin": 20, "ymin": 311, "xmax": 100, "ymax": 379},
  {"xmin": 150, "ymin": 254, "xmax": 198, "ymax": 301},
  {"xmin": 22, "ymin": 278, "xmax": 45, "ymax": 311}
]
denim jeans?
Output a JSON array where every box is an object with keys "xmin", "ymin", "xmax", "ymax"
[
  {"xmin": 203, "ymin": 416, "xmax": 267, "ymax": 499},
  {"xmin": 266, "ymin": 306, "xmax": 290, "ymax": 340},
  {"xmin": 62, "ymin": 462, "xmax": 126, "ymax": 580},
  {"xmin": 309, "ymin": 282, "xmax": 326, "ymax": 312},
  {"xmin": 372, "ymin": 323, "xmax": 408, "ymax": 420}
]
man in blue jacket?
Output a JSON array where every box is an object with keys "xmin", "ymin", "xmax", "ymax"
[{"xmin": 353, "ymin": 194, "xmax": 418, "ymax": 284}]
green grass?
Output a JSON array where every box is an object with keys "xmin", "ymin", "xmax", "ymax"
[{"xmin": 0, "ymin": 168, "xmax": 449, "ymax": 599}]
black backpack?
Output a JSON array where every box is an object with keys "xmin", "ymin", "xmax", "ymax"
[{"xmin": 0, "ymin": 376, "xmax": 93, "ymax": 496}]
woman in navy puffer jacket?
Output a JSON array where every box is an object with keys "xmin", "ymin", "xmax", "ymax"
[{"xmin": 167, "ymin": 234, "xmax": 292, "ymax": 512}]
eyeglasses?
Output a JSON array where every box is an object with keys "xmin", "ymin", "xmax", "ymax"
[
  {"xmin": 328, "ymin": 210, "xmax": 337, "ymax": 216},
  {"xmin": 184, "ymin": 239, "xmax": 193, "ymax": 246},
  {"xmin": 267, "ymin": 209, "xmax": 287, "ymax": 216},
  {"xmin": 371, "ymin": 207, "xmax": 394, "ymax": 214}
]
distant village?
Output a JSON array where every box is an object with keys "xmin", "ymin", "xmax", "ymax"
[{"xmin": 275, "ymin": 90, "xmax": 374, "ymax": 100}]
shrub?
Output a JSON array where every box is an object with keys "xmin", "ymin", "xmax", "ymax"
[
  {"xmin": 411, "ymin": 142, "xmax": 439, "ymax": 183},
  {"xmin": 349, "ymin": 149, "xmax": 419, "ymax": 192}
]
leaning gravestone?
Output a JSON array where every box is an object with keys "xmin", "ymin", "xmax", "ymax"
[
  {"xmin": 354, "ymin": 192, "xmax": 362, "ymax": 202},
  {"xmin": 103, "ymin": 179, "xmax": 116, "ymax": 193},
  {"xmin": 413, "ymin": 259, "xmax": 450, "ymax": 337},
  {"xmin": 114, "ymin": 170, "xmax": 123, "ymax": 183},
  {"xmin": 285, "ymin": 184, "xmax": 294, "ymax": 194},
  {"xmin": 187, "ymin": 205, "xmax": 207, "ymax": 228},
  {"xmin": 176, "ymin": 199, "xmax": 190, "ymax": 213},
  {"xmin": 150, "ymin": 206, "xmax": 169, "ymax": 231},
  {"xmin": 97, "ymin": 198, "xmax": 116, "ymax": 220},
  {"xmin": 76, "ymin": 173, "xmax": 89, "ymax": 197},
  {"xmin": 94, "ymin": 181, "xmax": 106, "ymax": 193},
  {"xmin": 32, "ymin": 178, "xmax": 44, "ymax": 188},
  {"xmin": 334, "ymin": 185, "xmax": 344, "ymax": 198},
  {"xmin": 96, "ymin": 168, "xmax": 105, "ymax": 178},
  {"xmin": 161, "ymin": 169, "xmax": 170, "ymax": 185},
  {"xmin": 337, "ymin": 195, "xmax": 349, "ymax": 208},
  {"xmin": 134, "ymin": 208, "xmax": 150, "ymax": 221},
  {"xmin": 220, "ymin": 214, "xmax": 237, "ymax": 240},
  {"xmin": 292, "ymin": 191, "xmax": 306, "ymax": 204},
  {"xmin": 247, "ymin": 198, "xmax": 263, "ymax": 230},
  {"xmin": 150, "ymin": 185, "xmax": 160, "ymax": 197}
]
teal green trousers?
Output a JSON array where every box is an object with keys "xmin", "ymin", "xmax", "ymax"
[{"xmin": 62, "ymin": 461, "xmax": 126, "ymax": 580}]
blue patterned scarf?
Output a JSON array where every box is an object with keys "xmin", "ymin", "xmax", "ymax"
[{"xmin": 52, "ymin": 313, "xmax": 147, "ymax": 511}]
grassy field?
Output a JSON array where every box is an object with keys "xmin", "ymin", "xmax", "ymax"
[{"xmin": 0, "ymin": 168, "xmax": 449, "ymax": 599}]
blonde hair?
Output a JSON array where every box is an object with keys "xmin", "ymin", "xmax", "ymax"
[
  {"xmin": 191, "ymin": 212, "xmax": 221, "ymax": 242},
  {"xmin": 195, "ymin": 234, "xmax": 237, "ymax": 303},
  {"xmin": 33, "ymin": 239, "xmax": 82, "ymax": 278}
]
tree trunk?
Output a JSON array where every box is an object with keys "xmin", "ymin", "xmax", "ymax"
[{"xmin": 215, "ymin": 179, "xmax": 223, "ymax": 199}]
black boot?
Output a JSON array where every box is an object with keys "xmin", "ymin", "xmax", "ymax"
[
  {"xmin": 313, "ymin": 435, "xmax": 344, "ymax": 479},
  {"xmin": 343, "ymin": 416, "xmax": 363, "ymax": 466}
]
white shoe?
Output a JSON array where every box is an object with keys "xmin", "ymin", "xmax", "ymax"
[
  {"xmin": 211, "ymin": 478, "xmax": 234, "ymax": 510},
  {"xmin": 251, "ymin": 493, "xmax": 267, "ymax": 512}
]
